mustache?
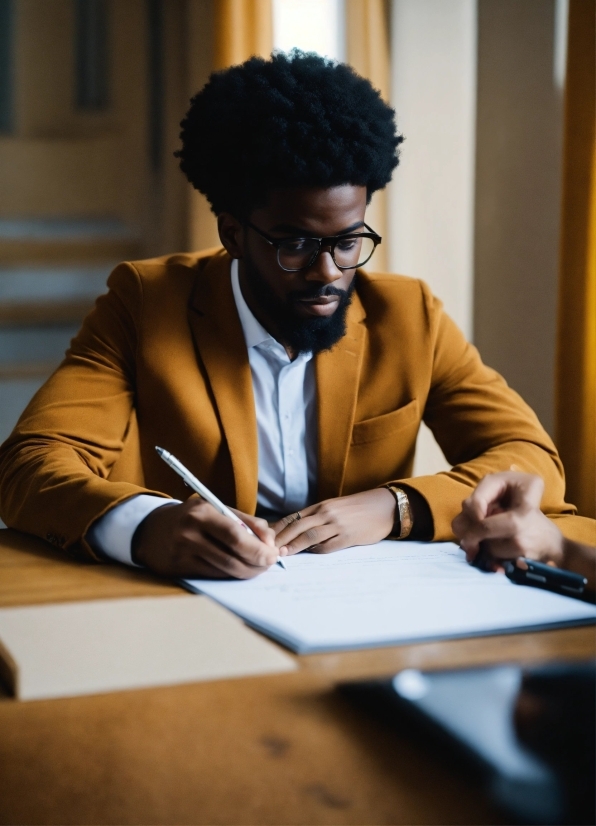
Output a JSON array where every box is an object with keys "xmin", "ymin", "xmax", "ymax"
[{"xmin": 288, "ymin": 285, "xmax": 349, "ymax": 301}]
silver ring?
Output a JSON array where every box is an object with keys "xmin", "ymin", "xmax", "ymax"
[{"xmin": 293, "ymin": 511, "xmax": 302, "ymax": 522}]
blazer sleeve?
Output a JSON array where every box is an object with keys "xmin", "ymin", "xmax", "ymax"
[
  {"xmin": 0, "ymin": 263, "xmax": 168, "ymax": 560},
  {"xmin": 394, "ymin": 283, "xmax": 573, "ymax": 541}
]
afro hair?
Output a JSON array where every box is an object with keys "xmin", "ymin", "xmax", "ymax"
[{"xmin": 176, "ymin": 50, "xmax": 403, "ymax": 218}]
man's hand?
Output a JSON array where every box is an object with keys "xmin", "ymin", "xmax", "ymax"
[
  {"xmin": 451, "ymin": 472, "xmax": 564, "ymax": 569},
  {"xmin": 272, "ymin": 488, "xmax": 396, "ymax": 555},
  {"xmin": 133, "ymin": 498, "xmax": 279, "ymax": 579}
]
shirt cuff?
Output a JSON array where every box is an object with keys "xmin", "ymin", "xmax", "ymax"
[{"xmin": 86, "ymin": 495, "xmax": 181, "ymax": 566}]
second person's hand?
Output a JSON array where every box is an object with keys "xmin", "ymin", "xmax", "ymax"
[{"xmin": 451, "ymin": 472, "xmax": 565, "ymax": 569}]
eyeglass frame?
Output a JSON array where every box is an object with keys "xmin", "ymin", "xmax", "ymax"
[{"xmin": 244, "ymin": 220, "xmax": 382, "ymax": 272}]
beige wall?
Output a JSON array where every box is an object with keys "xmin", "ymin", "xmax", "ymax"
[
  {"xmin": 388, "ymin": 0, "xmax": 477, "ymax": 477},
  {"xmin": 474, "ymin": 0, "xmax": 564, "ymax": 436},
  {"xmin": 140, "ymin": 0, "xmax": 221, "ymax": 258},
  {"xmin": 388, "ymin": 0, "xmax": 563, "ymax": 472},
  {"xmin": 146, "ymin": 0, "xmax": 193, "ymax": 257},
  {"xmin": 184, "ymin": 0, "xmax": 220, "ymax": 254},
  {"xmin": 0, "ymin": 0, "xmax": 148, "ymax": 229},
  {"xmin": 0, "ymin": 0, "xmax": 219, "ymax": 258}
]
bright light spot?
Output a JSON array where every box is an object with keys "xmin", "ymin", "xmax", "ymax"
[
  {"xmin": 273, "ymin": 0, "xmax": 345, "ymax": 61},
  {"xmin": 554, "ymin": 0, "xmax": 568, "ymax": 90},
  {"xmin": 393, "ymin": 669, "xmax": 430, "ymax": 700}
]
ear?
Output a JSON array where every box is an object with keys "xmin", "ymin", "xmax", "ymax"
[{"xmin": 218, "ymin": 213, "xmax": 245, "ymax": 259}]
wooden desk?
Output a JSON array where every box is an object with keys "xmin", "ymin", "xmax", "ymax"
[{"xmin": 1, "ymin": 528, "xmax": 594, "ymax": 825}]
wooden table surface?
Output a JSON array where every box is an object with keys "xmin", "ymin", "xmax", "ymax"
[{"xmin": 1, "ymin": 528, "xmax": 594, "ymax": 825}]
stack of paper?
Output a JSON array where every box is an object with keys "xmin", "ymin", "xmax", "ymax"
[{"xmin": 184, "ymin": 541, "xmax": 596, "ymax": 654}]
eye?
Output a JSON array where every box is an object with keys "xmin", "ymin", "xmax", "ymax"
[
  {"xmin": 335, "ymin": 237, "xmax": 359, "ymax": 251},
  {"xmin": 280, "ymin": 239, "xmax": 315, "ymax": 254}
]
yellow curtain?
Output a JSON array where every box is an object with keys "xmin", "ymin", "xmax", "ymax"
[
  {"xmin": 187, "ymin": 0, "xmax": 273, "ymax": 252},
  {"xmin": 214, "ymin": 0, "xmax": 273, "ymax": 70},
  {"xmin": 555, "ymin": 0, "xmax": 596, "ymax": 517},
  {"xmin": 345, "ymin": 0, "xmax": 391, "ymax": 272}
]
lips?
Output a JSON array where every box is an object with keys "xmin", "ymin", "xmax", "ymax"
[{"xmin": 294, "ymin": 296, "xmax": 340, "ymax": 317}]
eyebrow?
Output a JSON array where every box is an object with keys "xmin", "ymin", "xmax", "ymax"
[{"xmin": 268, "ymin": 220, "xmax": 366, "ymax": 237}]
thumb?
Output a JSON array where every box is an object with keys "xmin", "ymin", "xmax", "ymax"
[{"xmin": 236, "ymin": 511, "xmax": 276, "ymax": 546}]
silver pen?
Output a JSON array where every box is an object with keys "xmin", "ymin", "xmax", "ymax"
[{"xmin": 155, "ymin": 446, "xmax": 286, "ymax": 570}]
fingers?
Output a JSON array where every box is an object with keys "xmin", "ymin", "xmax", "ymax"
[
  {"xmin": 458, "ymin": 472, "xmax": 545, "ymax": 529},
  {"xmin": 275, "ymin": 489, "xmax": 398, "ymax": 556},
  {"xmin": 458, "ymin": 510, "xmax": 535, "ymax": 561},
  {"xmin": 474, "ymin": 537, "xmax": 522, "ymax": 561},
  {"xmin": 231, "ymin": 509, "xmax": 276, "ymax": 547},
  {"xmin": 272, "ymin": 506, "xmax": 315, "ymax": 538},
  {"xmin": 193, "ymin": 504, "xmax": 278, "ymax": 567},
  {"xmin": 491, "ymin": 472, "xmax": 543, "ymax": 511},
  {"xmin": 453, "ymin": 473, "xmax": 549, "ymax": 564},
  {"xmin": 274, "ymin": 502, "xmax": 342, "ymax": 555},
  {"xmin": 516, "ymin": 473, "xmax": 545, "ymax": 509},
  {"xmin": 273, "ymin": 505, "xmax": 318, "ymax": 544},
  {"xmin": 456, "ymin": 507, "xmax": 525, "ymax": 564},
  {"xmin": 176, "ymin": 501, "xmax": 278, "ymax": 577},
  {"xmin": 272, "ymin": 513, "xmax": 295, "ymax": 537},
  {"xmin": 460, "ymin": 475, "xmax": 509, "ymax": 523},
  {"xmin": 274, "ymin": 501, "xmax": 334, "ymax": 553},
  {"xmin": 458, "ymin": 510, "xmax": 520, "ymax": 547},
  {"xmin": 452, "ymin": 510, "xmax": 473, "ymax": 542},
  {"xmin": 180, "ymin": 533, "xmax": 269, "ymax": 579},
  {"xmin": 459, "ymin": 509, "xmax": 564, "ymax": 569},
  {"xmin": 278, "ymin": 517, "xmax": 340, "ymax": 555},
  {"xmin": 452, "ymin": 510, "xmax": 483, "ymax": 559},
  {"xmin": 134, "ymin": 499, "xmax": 279, "ymax": 579}
]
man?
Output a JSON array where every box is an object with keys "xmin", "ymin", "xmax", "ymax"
[{"xmin": 0, "ymin": 52, "xmax": 574, "ymax": 579}]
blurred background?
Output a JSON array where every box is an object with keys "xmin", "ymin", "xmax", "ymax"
[{"xmin": 0, "ymin": 0, "xmax": 593, "ymax": 516}]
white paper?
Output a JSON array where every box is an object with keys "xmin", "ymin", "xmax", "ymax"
[{"xmin": 183, "ymin": 541, "xmax": 596, "ymax": 654}]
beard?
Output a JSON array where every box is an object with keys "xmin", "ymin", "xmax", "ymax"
[{"xmin": 242, "ymin": 254, "xmax": 356, "ymax": 355}]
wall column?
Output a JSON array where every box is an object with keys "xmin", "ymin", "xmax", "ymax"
[{"xmin": 388, "ymin": 0, "xmax": 477, "ymax": 476}]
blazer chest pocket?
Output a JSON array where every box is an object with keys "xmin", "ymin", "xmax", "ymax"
[{"xmin": 351, "ymin": 399, "xmax": 419, "ymax": 445}]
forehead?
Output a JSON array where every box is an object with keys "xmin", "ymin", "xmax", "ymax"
[{"xmin": 251, "ymin": 185, "xmax": 367, "ymax": 234}]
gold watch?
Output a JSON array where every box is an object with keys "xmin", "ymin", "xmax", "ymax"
[{"xmin": 384, "ymin": 485, "xmax": 414, "ymax": 539}]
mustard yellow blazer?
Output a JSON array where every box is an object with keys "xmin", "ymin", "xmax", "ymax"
[{"xmin": 0, "ymin": 249, "xmax": 584, "ymax": 560}]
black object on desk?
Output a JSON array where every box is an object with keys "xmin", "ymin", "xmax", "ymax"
[
  {"xmin": 340, "ymin": 661, "xmax": 595, "ymax": 825},
  {"xmin": 504, "ymin": 558, "xmax": 587, "ymax": 597}
]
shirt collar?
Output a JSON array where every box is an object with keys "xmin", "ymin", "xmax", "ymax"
[
  {"xmin": 230, "ymin": 258, "xmax": 275, "ymax": 350},
  {"xmin": 230, "ymin": 259, "xmax": 314, "ymax": 364}
]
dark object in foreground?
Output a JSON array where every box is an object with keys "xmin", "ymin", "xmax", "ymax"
[
  {"xmin": 340, "ymin": 661, "xmax": 595, "ymax": 825},
  {"xmin": 504, "ymin": 558, "xmax": 587, "ymax": 598}
]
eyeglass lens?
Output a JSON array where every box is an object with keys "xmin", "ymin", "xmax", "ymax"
[{"xmin": 277, "ymin": 235, "xmax": 376, "ymax": 270}]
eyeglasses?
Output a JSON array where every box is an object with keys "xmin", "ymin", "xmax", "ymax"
[{"xmin": 245, "ymin": 221, "xmax": 382, "ymax": 272}]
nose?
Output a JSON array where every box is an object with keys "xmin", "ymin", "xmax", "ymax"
[{"xmin": 304, "ymin": 247, "xmax": 343, "ymax": 284}]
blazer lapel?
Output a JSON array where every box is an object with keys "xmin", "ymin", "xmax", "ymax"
[
  {"xmin": 187, "ymin": 253, "xmax": 259, "ymax": 514},
  {"xmin": 315, "ymin": 292, "xmax": 366, "ymax": 501}
]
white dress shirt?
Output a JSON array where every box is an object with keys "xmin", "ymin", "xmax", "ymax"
[{"xmin": 87, "ymin": 259, "xmax": 317, "ymax": 565}]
